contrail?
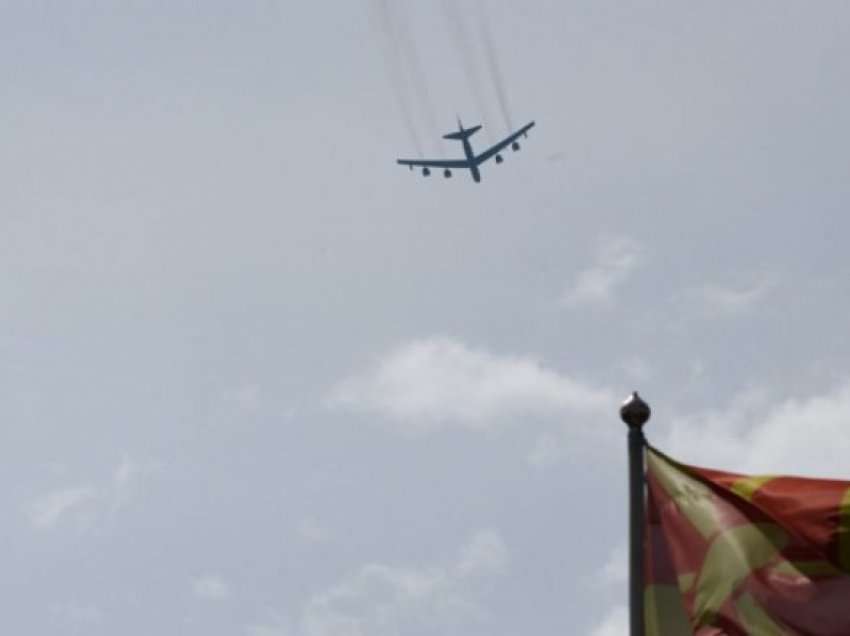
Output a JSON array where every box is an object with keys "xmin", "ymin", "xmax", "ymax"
[
  {"xmin": 389, "ymin": 2, "xmax": 441, "ymax": 152},
  {"xmin": 375, "ymin": 0, "xmax": 441, "ymax": 154},
  {"xmin": 370, "ymin": 0, "xmax": 424, "ymax": 156},
  {"xmin": 478, "ymin": 1, "xmax": 513, "ymax": 131},
  {"xmin": 440, "ymin": 0, "xmax": 493, "ymax": 141}
]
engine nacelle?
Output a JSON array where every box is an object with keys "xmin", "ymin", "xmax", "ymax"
[
  {"xmin": 495, "ymin": 154, "xmax": 504, "ymax": 164},
  {"xmin": 443, "ymin": 169, "xmax": 452, "ymax": 178},
  {"xmin": 511, "ymin": 141, "xmax": 520, "ymax": 151},
  {"xmin": 422, "ymin": 167, "xmax": 431, "ymax": 176}
]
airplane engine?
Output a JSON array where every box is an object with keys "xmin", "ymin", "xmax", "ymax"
[
  {"xmin": 422, "ymin": 167, "xmax": 431, "ymax": 176},
  {"xmin": 512, "ymin": 141, "xmax": 520, "ymax": 151},
  {"xmin": 443, "ymin": 169, "xmax": 452, "ymax": 178},
  {"xmin": 495, "ymin": 154, "xmax": 504, "ymax": 164}
]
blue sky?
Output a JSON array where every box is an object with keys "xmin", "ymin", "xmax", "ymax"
[{"xmin": 3, "ymin": 1, "xmax": 850, "ymax": 634}]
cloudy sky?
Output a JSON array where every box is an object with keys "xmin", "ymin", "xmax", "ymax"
[{"xmin": 3, "ymin": 1, "xmax": 850, "ymax": 634}]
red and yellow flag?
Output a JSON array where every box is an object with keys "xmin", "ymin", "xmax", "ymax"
[{"xmin": 645, "ymin": 446, "xmax": 850, "ymax": 635}]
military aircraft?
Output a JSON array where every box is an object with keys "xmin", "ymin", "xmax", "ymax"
[{"xmin": 397, "ymin": 120, "xmax": 535, "ymax": 183}]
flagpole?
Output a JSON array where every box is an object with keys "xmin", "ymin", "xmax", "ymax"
[{"xmin": 620, "ymin": 391, "xmax": 650, "ymax": 636}]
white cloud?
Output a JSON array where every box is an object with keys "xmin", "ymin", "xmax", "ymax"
[
  {"xmin": 296, "ymin": 517, "xmax": 331, "ymax": 544},
  {"xmin": 598, "ymin": 544, "xmax": 628, "ymax": 587},
  {"xmin": 563, "ymin": 236, "xmax": 644, "ymax": 307},
  {"xmin": 109, "ymin": 455, "xmax": 149, "ymax": 513},
  {"xmin": 686, "ymin": 275, "xmax": 776, "ymax": 317},
  {"xmin": 590, "ymin": 605, "xmax": 628, "ymax": 636},
  {"xmin": 225, "ymin": 383, "xmax": 263, "ymax": 412},
  {"xmin": 29, "ymin": 487, "xmax": 97, "ymax": 529},
  {"xmin": 28, "ymin": 455, "xmax": 156, "ymax": 530},
  {"xmin": 50, "ymin": 602, "xmax": 104, "ymax": 625},
  {"xmin": 660, "ymin": 380, "xmax": 850, "ymax": 478},
  {"xmin": 250, "ymin": 530, "xmax": 508, "ymax": 636},
  {"xmin": 455, "ymin": 529, "xmax": 509, "ymax": 577},
  {"xmin": 192, "ymin": 575, "xmax": 231, "ymax": 601},
  {"xmin": 527, "ymin": 432, "xmax": 568, "ymax": 469},
  {"xmin": 329, "ymin": 337, "xmax": 614, "ymax": 434},
  {"xmin": 618, "ymin": 357, "xmax": 653, "ymax": 384},
  {"xmin": 247, "ymin": 614, "xmax": 291, "ymax": 636},
  {"xmin": 303, "ymin": 565, "xmax": 452, "ymax": 636},
  {"xmin": 113, "ymin": 456, "xmax": 135, "ymax": 489}
]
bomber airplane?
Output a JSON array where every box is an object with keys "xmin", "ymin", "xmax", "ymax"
[{"xmin": 397, "ymin": 120, "xmax": 535, "ymax": 183}]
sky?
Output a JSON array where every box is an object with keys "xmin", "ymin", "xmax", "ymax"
[{"xmin": 3, "ymin": 1, "xmax": 850, "ymax": 634}]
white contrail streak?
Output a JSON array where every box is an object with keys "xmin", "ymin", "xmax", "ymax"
[
  {"xmin": 478, "ymin": 1, "xmax": 513, "ymax": 131},
  {"xmin": 374, "ymin": 0, "xmax": 441, "ymax": 154},
  {"xmin": 371, "ymin": 0, "xmax": 424, "ymax": 156},
  {"xmin": 440, "ymin": 0, "xmax": 493, "ymax": 140}
]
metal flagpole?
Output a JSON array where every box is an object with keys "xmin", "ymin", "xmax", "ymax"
[{"xmin": 620, "ymin": 391, "xmax": 650, "ymax": 636}]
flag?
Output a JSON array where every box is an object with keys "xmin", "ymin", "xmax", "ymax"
[{"xmin": 645, "ymin": 446, "xmax": 850, "ymax": 635}]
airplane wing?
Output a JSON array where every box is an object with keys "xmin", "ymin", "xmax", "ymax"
[
  {"xmin": 397, "ymin": 158, "xmax": 470, "ymax": 169},
  {"xmin": 474, "ymin": 121, "xmax": 536, "ymax": 165}
]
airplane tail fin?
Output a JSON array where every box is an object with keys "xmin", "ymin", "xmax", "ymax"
[{"xmin": 443, "ymin": 125, "xmax": 482, "ymax": 141}]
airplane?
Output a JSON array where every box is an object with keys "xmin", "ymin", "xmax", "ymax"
[{"xmin": 397, "ymin": 119, "xmax": 535, "ymax": 183}]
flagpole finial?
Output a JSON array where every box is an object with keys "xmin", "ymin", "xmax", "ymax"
[{"xmin": 620, "ymin": 391, "xmax": 650, "ymax": 429}]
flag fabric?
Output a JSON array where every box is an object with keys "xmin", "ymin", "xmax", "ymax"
[{"xmin": 645, "ymin": 446, "xmax": 850, "ymax": 635}]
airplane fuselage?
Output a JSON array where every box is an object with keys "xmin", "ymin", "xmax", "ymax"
[{"xmin": 461, "ymin": 138, "xmax": 481, "ymax": 183}]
